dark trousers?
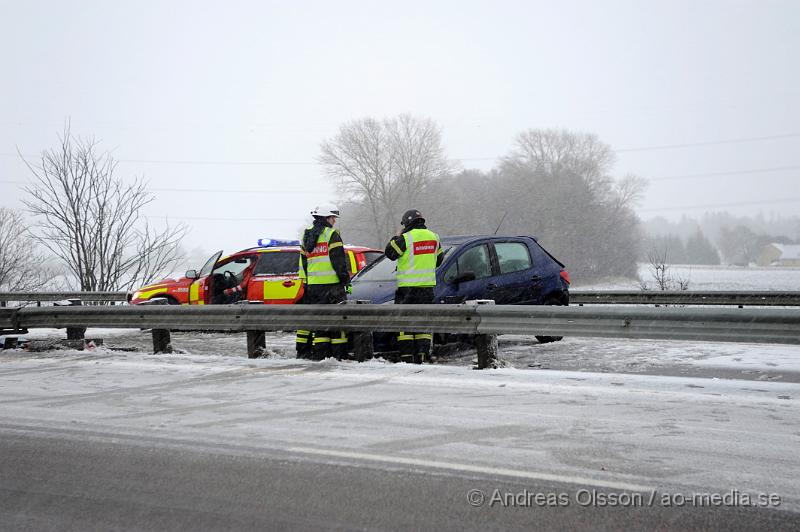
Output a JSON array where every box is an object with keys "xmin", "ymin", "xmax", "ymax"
[
  {"xmin": 296, "ymin": 283, "xmax": 348, "ymax": 360},
  {"xmin": 394, "ymin": 286, "xmax": 435, "ymax": 363}
]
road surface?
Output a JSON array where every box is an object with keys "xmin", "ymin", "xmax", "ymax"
[{"xmin": 1, "ymin": 343, "xmax": 798, "ymax": 530}]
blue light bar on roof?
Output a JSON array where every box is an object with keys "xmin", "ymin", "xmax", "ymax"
[{"xmin": 258, "ymin": 238, "xmax": 301, "ymax": 247}]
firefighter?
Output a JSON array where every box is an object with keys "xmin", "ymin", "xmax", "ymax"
[
  {"xmin": 296, "ymin": 204, "xmax": 351, "ymax": 360},
  {"xmin": 384, "ymin": 209, "xmax": 443, "ymax": 363}
]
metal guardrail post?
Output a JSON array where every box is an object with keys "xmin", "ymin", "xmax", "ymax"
[
  {"xmin": 243, "ymin": 301, "xmax": 266, "ymax": 358},
  {"xmin": 475, "ymin": 335, "xmax": 498, "ymax": 369},
  {"xmin": 152, "ymin": 329, "xmax": 172, "ymax": 354},
  {"xmin": 353, "ymin": 332, "xmax": 374, "ymax": 362},
  {"xmin": 246, "ymin": 331, "xmax": 266, "ymax": 358},
  {"xmin": 140, "ymin": 298, "xmax": 172, "ymax": 354},
  {"xmin": 347, "ymin": 300, "xmax": 374, "ymax": 362},
  {"xmin": 59, "ymin": 299, "xmax": 86, "ymax": 340},
  {"xmin": 468, "ymin": 300, "xmax": 498, "ymax": 369}
]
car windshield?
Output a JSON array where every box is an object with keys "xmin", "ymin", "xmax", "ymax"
[
  {"xmin": 253, "ymin": 251, "xmax": 300, "ymax": 275},
  {"xmin": 354, "ymin": 255, "xmax": 396, "ymax": 282}
]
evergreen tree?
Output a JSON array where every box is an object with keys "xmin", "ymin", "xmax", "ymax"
[{"xmin": 685, "ymin": 228, "xmax": 721, "ymax": 265}]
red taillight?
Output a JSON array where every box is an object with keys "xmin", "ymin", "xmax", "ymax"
[
  {"xmin": 282, "ymin": 280, "xmax": 295, "ymax": 287},
  {"xmin": 560, "ymin": 269, "xmax": 571, "ymax": 285}
]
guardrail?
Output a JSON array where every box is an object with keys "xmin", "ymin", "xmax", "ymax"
[
  {"xmin": 0, "ymin": 291, "xmax": 129, "ymax": 307},
  {"xmin": 569, "ymin": 290, "xmax": 800, "ymax": 306},
  {"xmin": 1, "ymin": 304, "xmax": 798, "ymax": 368},
  {"xmin": 4, "ymin": 291, "xmax": 800, "ymax": 307}
]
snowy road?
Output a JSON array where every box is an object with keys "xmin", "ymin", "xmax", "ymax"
[{"xmin": 1, "ymin": 337, "xmax": 799, "ymax": 529}]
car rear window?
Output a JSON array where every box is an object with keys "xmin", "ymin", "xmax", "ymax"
[
  {"xmin": 254, "ymin": 251, "xmax": 300, "ymax": 275},
  {"xmin": 495, "ymin": 242, "xmax": 532, "ymax": 274}
]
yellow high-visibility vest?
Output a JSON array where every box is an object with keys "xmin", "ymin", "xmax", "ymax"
[
  {"xmin": 395, "ymin": 228, "xmax": 439, "ymax": 287},
  {"xmin": 303, "ymin": 226, "xmax": 342, "ymax": 285}
]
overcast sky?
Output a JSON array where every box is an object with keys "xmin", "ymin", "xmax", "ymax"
[{"xmin": 2, "ymin": 0, "xmax": 798, "ymax": 257}]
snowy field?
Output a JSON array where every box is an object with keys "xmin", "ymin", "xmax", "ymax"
[{"xmin": 575, "ymin": 263, "xmax": 800, "ymax": 291}]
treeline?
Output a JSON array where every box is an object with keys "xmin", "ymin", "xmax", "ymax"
[
  {"xmin": 320, "ymin": 116, "xmax": 644, "ymax": 282},
  {"xmin": 643, "ymin": 213, "xmax": 799, "ymax": 265}
]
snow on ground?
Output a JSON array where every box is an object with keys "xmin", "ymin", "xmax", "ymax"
[
  {"xmin": 1, "ymin": 344, "xmax": 798, "ymax": 510},
  {"xmin": 6, "ymin": 326, "xmax": 798, "ymax": 384}
]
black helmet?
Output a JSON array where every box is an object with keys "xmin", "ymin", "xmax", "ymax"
[{"xmin": 401, "ymin": 209, "xmax": 425, "ymax": 227}]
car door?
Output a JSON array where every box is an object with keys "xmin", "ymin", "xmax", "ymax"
[
  {"xmin": 189, "ymin": 250, "xmax": 222, "ymax": 305},
  {"xmin": 210, "ymin": 254, "xmax": 256, "ymax": 303},
  {"xmin": 250, "ymin": 250, "xmax": 304, "ymax": 304},
  {"xmin": 438, "ymin": 243, "xmax": 494, "ymax": 303},
  {"xmin": 487, "ymin": 240, "xmax": 541, "ymax": 304}
]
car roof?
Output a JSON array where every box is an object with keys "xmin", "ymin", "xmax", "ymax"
[{"xmin": 441, "ymin": 235, "xmax": 538, "ymax": 246}]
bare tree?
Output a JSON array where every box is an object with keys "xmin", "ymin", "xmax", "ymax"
[
  {"xmin": 640, "ymin": 246, "xmax": 690, "ymax": 291},
  {"xmin": 21, "ymin": 126, "xmax": 187, "ymax": 291},
  {"xmin": 319, "ymin": 114, "xmax": 451, "ymax": 246},
  {"xmin": 0, "ymin": 207, "xmax": 54, "ymax": 291},
  {"xmin": 499, "ymin": 129, "xmax": 645, "ymax": 280}
]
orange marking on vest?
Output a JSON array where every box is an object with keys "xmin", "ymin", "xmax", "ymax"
[{"xmin": 307, "ymin": 243, "xmax": 329, "ymax": 258}]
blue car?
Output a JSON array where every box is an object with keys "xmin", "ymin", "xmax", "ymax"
[{"xmin": 349, "ymin": 235, "xmax": 570, "ymax": 344}]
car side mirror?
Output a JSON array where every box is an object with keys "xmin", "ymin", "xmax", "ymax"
[
  {"xmin": 453, "ymin": 271, "xmax": 476, "ymax": 284},
  {"xmin": 185, "ymin": 269, "xmax": 198, "ymax": 279}
]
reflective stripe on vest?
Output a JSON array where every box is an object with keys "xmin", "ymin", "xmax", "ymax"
[
  {"xmin": 304, "ymin": 226, "xmax": 340, "ymax": 285},
  {"xmin": 396, "ymin": 228, "xmax": 439, "ymax": 287}
]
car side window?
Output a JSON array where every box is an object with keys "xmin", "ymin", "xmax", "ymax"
[
  {"xmin": 448, "ymin": 244, "xmax": 492, "ymax": 281},
  {"xmin": 495, "ymin": 242, "xmax": 532, "ymax": 274},
  {"xmin": 253, "ymin": 251, "xmax": 299, "ymax": 275},
  {"xmin": 443, "ymin": 262, "xmax": 458, "ymax": 284}
]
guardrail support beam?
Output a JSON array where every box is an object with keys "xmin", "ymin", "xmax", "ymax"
[
  {"xmin": 152, "ymin": 329, "xmax": 172, "ymax": 354},
  {"xmin": 475, "ymin": 334, "xmax": 498, "ymax": 369},
  {"xmin": 353, "ymin": 332, "xmax": 374, "ymax": 362},
  {"xmin": 61, "ymin": 299, "xmax": 86, "ymax": 340},
  {"xmin": 246, "ymin": 331, "xmax": 266, "ymax": 358}
]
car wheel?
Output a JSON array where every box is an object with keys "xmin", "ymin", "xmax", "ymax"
[{"xmin": 535, "ymin": 296, "xmax": 565, "ymax": 344}]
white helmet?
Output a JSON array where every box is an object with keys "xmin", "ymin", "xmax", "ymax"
[{"xmin": 310, "ymin": 204, "xmax": 340, "ymax": 218}]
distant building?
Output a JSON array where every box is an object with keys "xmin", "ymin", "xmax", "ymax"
[{"xmin": 757, "ymin": 243, "xmax": 800, "ymax": 267}]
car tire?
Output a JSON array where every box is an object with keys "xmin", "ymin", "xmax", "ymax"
[{"xmin": 535, "ymin": 296, "xmax": 565, "ymax": 344}]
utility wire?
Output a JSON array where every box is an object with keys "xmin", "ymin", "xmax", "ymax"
[
  {"xmin": 3, "ymin": 132, "xmax": 800, "ymax": 166},
  {"xmin": 639, "ymin": 197, "xmax": 800, "ymax": 213},
  {"xmin": 615, "ymin": 133, "xmax": 800, "ymax": 152},
  {"xmin": 3, "ymin": 161, "xmax": 798, "ymax": 192},
  {"xmin": 135, "ymin": 198, "xmax": 800, "ymax": 223},
  {"xmin": 647, "ymin": 165, "xmax": 800, "ymax": 181},
  {"xmin": 142, "ymin": 215, "xmax": 302, "ymax": 222}
]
